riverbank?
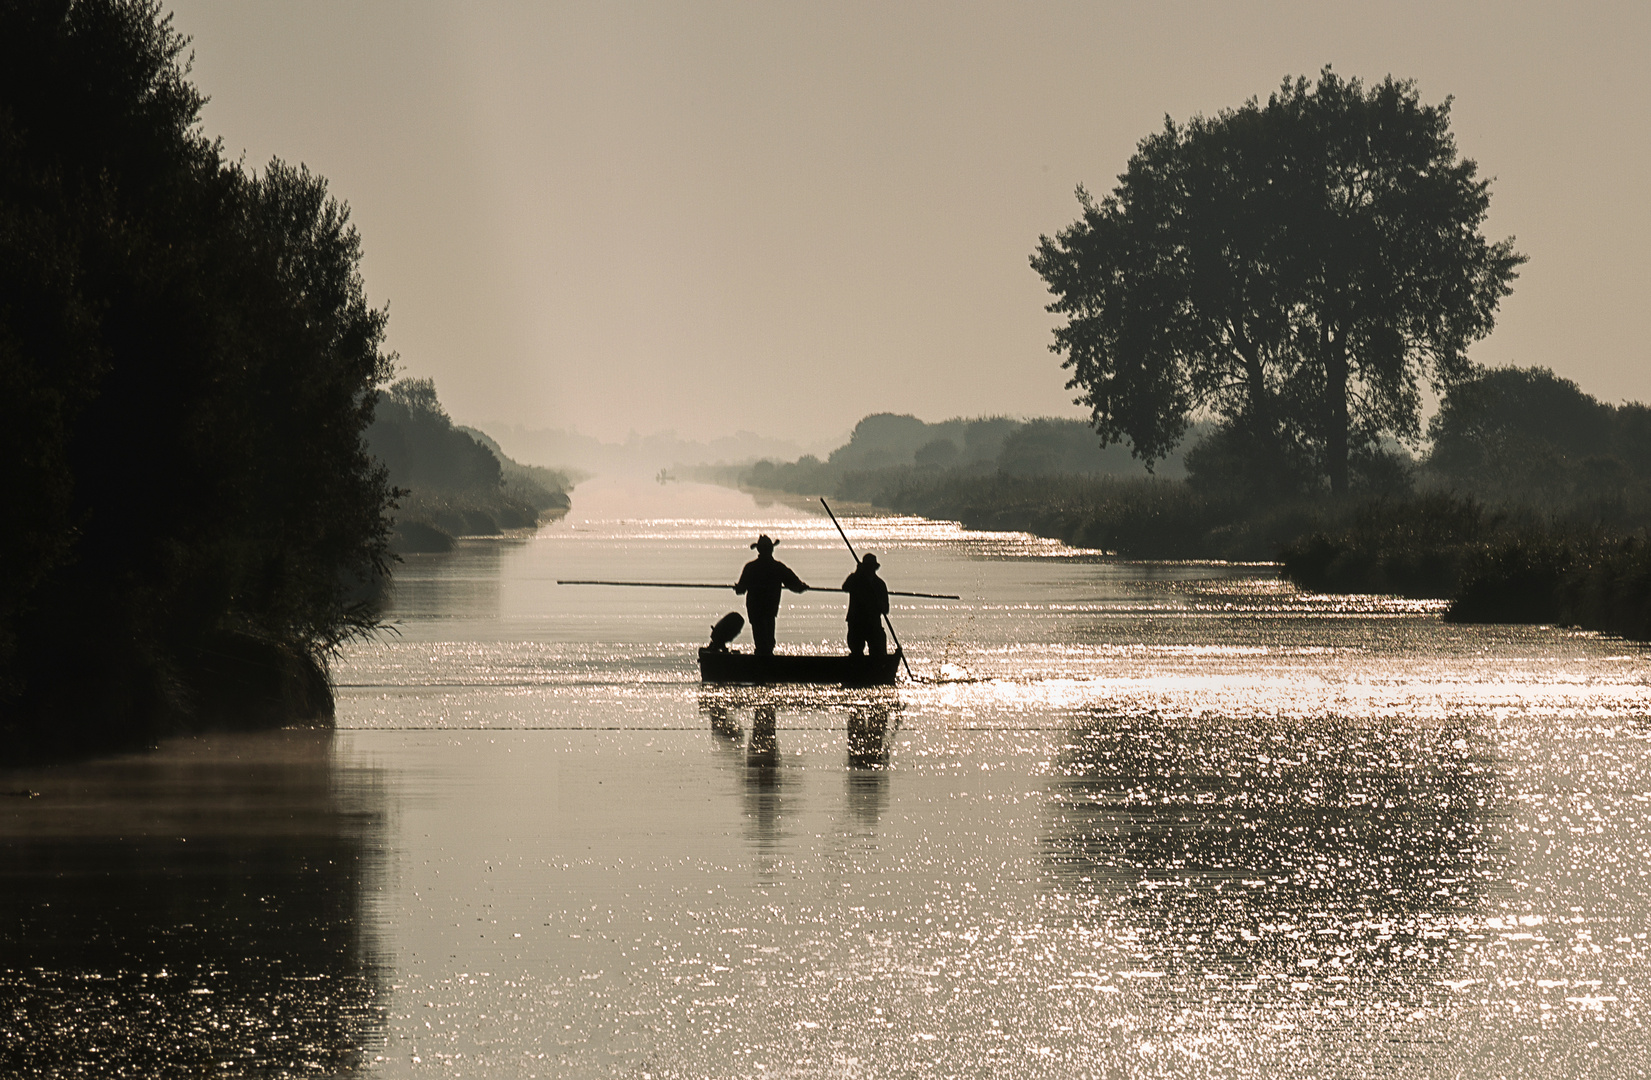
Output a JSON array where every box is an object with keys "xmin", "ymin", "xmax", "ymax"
[
  {"xmin": 725, "ymin": 466, "xmax": 1284, "ymax": 561},
  {"xmin": 388, "ymin": 490, "xmax": 569, "ymax": 553},
  {"xmin": 726, "ymin": 466, "xmax": 1651, "ymax": 642},
  {"xmin": 1282, "ymin": 497, "xmax": 1651, "ymax": 639},
  {"xmin": 723, "ymin": 467, "xmax": 1294, "ymax": 560},
  {"xmin": 371, "ymin": 384, "xmax": 575, "ymax": 555}
]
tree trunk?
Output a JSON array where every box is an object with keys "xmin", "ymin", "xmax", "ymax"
[{"xmin": 1325, "ymin": 327, "xmax": 1349, "ymax": 496}]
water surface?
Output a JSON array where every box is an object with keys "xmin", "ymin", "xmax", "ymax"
[{"xmin": 6, "ymin": 477, "xmax": 1651, "ymax": 1077}]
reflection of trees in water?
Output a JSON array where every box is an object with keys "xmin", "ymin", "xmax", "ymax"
[
  {"xmin": 383, "ymin": 541, "xmax": 505, "ymax": 619},
  {"xmin": 0, "ymin": 731, "xmax": 388, "ymax": 1076},
  {"xmin": 1044, "ymin": 709, "xmax": 1503, "ymax": 976}
]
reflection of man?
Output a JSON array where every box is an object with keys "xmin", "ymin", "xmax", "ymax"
[
  {"xmin": 841, "ymin": 552, "xmax": 889, "ymax": 657},
  {"xmin": 734, "ymin": 535, "xmax": 809, "ymax": 656}
]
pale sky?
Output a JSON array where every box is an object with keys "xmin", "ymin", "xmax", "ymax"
[{"xmin": 169, "ymin": 0, "xmax": 1650, "ymax": 447}]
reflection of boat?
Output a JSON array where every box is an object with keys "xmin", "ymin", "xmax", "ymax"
[{"xmin": 698, "ymin": 647, "xmax": 902, "ymax": 686}]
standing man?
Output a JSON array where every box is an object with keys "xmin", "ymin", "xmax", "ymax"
[
  {"xmin": 841, "ymin": 552, "xmax": 889, "ymax": 657},
  {"xmin": 734, "ymin": 535, "xmax": 809, "ymax": 656}
]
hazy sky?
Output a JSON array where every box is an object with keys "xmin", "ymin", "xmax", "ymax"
[{"xmin": 168, "ymin": 1, "xmax": 1649, "ymax": 447}]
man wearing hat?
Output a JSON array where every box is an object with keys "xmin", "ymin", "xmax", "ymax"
[
  {"xmin": 841, "ymin": 552, "xmax": 889, "ymax": 657},
  {"xmin": 734, "ymin": 535, "xmax": 810, "ymax": 656}
]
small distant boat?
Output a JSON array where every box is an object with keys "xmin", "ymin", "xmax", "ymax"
[{"xmin": 697, "ymin": 647, "xmax": 902, "ymax": 686}]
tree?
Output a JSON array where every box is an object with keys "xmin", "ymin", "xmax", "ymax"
[
  {"xmin": 1, "ymin": 0, "xmax": 396, "ymax": 753},
  {"xmin": 1429, "ymin": 367, "xmax": 1611, "ymax": 482},
  {"xmin": 1031, "ymin": 68, "xmax": 1525, "ymax": 496}
]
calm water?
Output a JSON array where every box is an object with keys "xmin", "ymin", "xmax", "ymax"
[{"xmin": 6, "ymin": 477, "xmax": 1651, "ymax": 1078}]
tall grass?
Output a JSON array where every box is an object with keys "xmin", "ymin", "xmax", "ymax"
[
  {"xmin": 1283, "ymin": 493, "xmax": 1651, "ymax": 639},
  {"xmin": 743, "ymin": 456, "xmax": 1651, "ymax": 641},
  {"xmin": 1280, "ymin": 493, "xmax": 1496, "ymax": 598},
  {"xmin": 832, "ymin": 468, "xmax": 1248, "ymax": 558}
]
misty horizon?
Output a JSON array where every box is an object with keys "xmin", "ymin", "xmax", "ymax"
[{"xmin": 167, "ymin": 0, "xmax": 1649, "ymax": 446}]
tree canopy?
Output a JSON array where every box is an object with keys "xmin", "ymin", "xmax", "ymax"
[
  {"xmin": 1, "ymin": 0, "xmax": 396, "ymax": 755},
  {"xmin": 1031, "ymin": 68, "xmax": 1525, "ymax": 495}
]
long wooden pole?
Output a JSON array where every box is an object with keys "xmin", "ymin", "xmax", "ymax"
[
  {"xmin": 556, "ymin": 579, "xmax": 960, "ymax": 600},
  {"xmin": 820, "ymin": 498, "xmax": 917, "ymax": 682}
]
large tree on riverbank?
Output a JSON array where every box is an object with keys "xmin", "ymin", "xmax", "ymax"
[
  {"xmin": 0, "ymin": 0, "xmax": 396, "ymax": 755},
  {"xmin": 1031, "ymin": 69, "xmax": 1524, "ymax": 495}
]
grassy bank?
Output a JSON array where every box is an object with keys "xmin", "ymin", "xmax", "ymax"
[
  {"xmin": 735, "ymin": 459, "xmax": 1651, "ymax": 642},
  {"xmin": 1282, "ymin": 498, "xmax": 1651, "ymax": 639},
  {"xmin": 826, "ymin": 468, "xmax": 1271, "ymax": 559},
  {"xmin": 729, "ymin": 462, "xmax": 1320, "ymax": 560}
]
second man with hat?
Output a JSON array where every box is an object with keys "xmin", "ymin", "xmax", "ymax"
[{"xmin": 841, "ymin": 552, "xmax": 890, "ymax": 657}]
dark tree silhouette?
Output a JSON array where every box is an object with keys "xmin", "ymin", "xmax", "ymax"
[
  {"xmin": 1031, "ymin": 69, "xmax": 1524, "ymax": 495},
  {"xmin": 0, "ymin": 0, "xmax": 396, "ymax": 755}
]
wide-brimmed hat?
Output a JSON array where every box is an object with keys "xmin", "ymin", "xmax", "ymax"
[
  {"xmin": 751, "ymin": 534, "xmax": 777, "ymax": 551},
  {"xmin": 861, "ymin": 552, "xmax": 879, "ymax": 569}
]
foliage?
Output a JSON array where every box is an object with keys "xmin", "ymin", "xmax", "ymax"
[
  {"xmin": 746, "ymin": 413, "xmax": 1183, "ymax": 498},
  {"xmin": 997, "ymin": 418, "xmax": 1179, "ymax": 478},
  {"xmin": 1425, "ymin": 367, "xmax": 1651, "ymax": 522},
  {"xmin": 1446, "ymin": 533, "xmax": 1576, "ymax": 625},
  {"xmin": 1031, "ymin": 68, "xmax": 1524, "ymax": 495},
  {"xmin": 459, "ymin": 425, "xmax": 574, "ymax": 513},
  {"xmin": 838, "ymin": 470, "xmax": 1249, "ymax": 558},
  {"xmin": 1280, "ymin": 494, "xmax": 1495, "ymax": 597},
  {"xmin": 370, "ymin": 378, "xmax": 503, "ymax": 494},
  {"xmin": 1280, "ymin": 492, "xmax": 1651, "ymax": 640},
  {"xmin": 825, "ymin": 413, "xmax": 1021, "ymax": 471},
  {"xmin": 1556, "ymin": 538, "xmax": 1651, "ymax": 642},
  {"xmin": 364, "ymin": 379, "xmax": 570, "ymax": 552},
  {"xmin": 0, "ymin": 0, "xmax": 397, "ymax": 755}
]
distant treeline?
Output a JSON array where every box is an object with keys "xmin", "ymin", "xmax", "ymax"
[
  {"xmin": 741, "ymin": 368, "xmax": 1651, "ymax": 638},
  {"xmin": 367, "ymin": 378, "xmax": 570, "ymax": 554},
  {"xmin": 745, "ymin": 413, "xmax": 1189, "ymax": 495}
]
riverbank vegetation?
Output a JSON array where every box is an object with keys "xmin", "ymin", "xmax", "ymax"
[
  {"xmin": 740, "ymin": 367, "xmax": 1651, "ymax": 639},
  {"xmin": 367, "ymin": 378, "xmax": 570, "ymax": 553},
  {"xmin": 1, "ymin": 2, "xmax": 435, "ymax": 758},
  {"xmin": 1279, "ymin": 368, "xmax": 1651, "ymax": 635}
]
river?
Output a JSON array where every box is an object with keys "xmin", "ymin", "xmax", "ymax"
[{"xmin": 5, "ymin": 477, "xmax": 1651, "ymax": 1078}]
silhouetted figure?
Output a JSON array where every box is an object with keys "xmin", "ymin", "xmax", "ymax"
[
  {"xmin": 841, "ymin": 552, "xmax": 889, "ymax": 657},
  {"xmin": 734, "ymin": 535, "xmax": 809, "ymax": 656}
]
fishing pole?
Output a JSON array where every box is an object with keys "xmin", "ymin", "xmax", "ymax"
[
  {"xmin": 819, "ymin": 498, "xmax": 918, "ymax": 683},
  {"xmin": 555, "ymin": 580, "xmax": 960, "ymax": 600}
]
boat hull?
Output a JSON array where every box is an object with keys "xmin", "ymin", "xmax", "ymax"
[{"xmin": 698, "ymin": 647, "xmax": 901, "ymax": 686}]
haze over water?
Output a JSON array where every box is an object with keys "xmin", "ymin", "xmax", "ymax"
[{"xmin": 7, "ymin": 478, "xmax": 1651, "ymax": 1076}]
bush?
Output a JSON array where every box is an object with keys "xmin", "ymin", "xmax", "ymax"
[
  {"xmin": 1557, "ymin": 538, "xmax": 1651, "ymax": 640},
  {"xmin": 1447, "ymin": 534, "xmax": 1576, "ymax": 624},
  {"xmin": 1280, "ymin": 494, "xmax": 1491, "ymax": 597}
]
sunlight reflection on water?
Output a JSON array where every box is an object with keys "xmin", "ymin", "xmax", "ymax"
[{"xmin": 7, "ymin": 477, "xmax": 1651, "ymax": 1077}]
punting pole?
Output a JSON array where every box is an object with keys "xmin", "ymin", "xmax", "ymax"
[
  {"xmin": 820, "ymin": 498, "xmax": 917, "ymax": 683},
  {"xmin": 555, "ymin": 579, "xmax": 960, "ymax": 600},
  {"xmin": 558, "ymin": 580, "xmax": 729, "ymax": 589}
]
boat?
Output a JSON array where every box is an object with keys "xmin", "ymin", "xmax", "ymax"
[{"xmin": 697, "ymin": 647, "xmax": 902, "ymax": 686}]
